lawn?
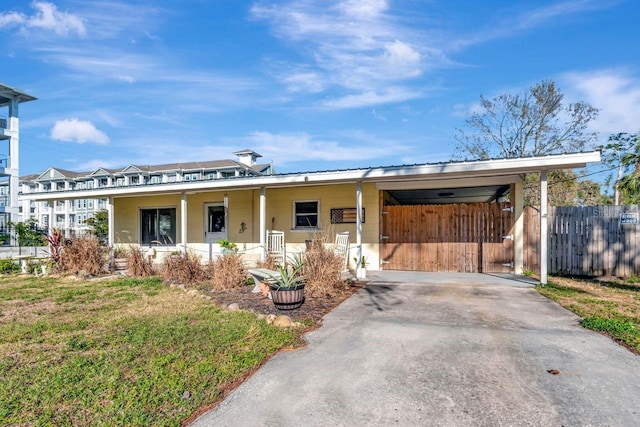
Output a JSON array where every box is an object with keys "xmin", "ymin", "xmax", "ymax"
[
  {"xmin": 0, "ymin": 275, "xmax": 304, "ymax": 426},
  {"xmin": 536, "ymin": 276, "xmax": 640, "ymax": 354}
]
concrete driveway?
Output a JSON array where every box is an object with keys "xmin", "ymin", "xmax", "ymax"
[{"xmin": 193, "ymin": 272, "xmax": 640, "ymax": 426}]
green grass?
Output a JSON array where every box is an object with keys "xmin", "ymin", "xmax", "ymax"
[
  {"xmin": 0, "ymin": 275, "xmax": 303, "ymax": 426},
  {"xmin": 536, "ymin": 278, "xmax": 640, "ymax": 353}
]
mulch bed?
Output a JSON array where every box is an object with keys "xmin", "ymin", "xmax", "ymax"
[{"xmin": 207, "ymin": 280, "xmax": 367, "ymax": 323}]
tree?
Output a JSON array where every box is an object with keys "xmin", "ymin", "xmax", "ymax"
[
  {"xmin": 523, "ymin": 170, "xmax": 610, "ymax": 207},
  {"xmin": 599, "ymin": 132, "xmax": 640, "ymax": 205},
  {"xmin": 454, "ymin": 80, "xmax": 599, "ymax": 160},
  {"xmin": 9, "ymin": 219, "xmax": 46, "ymax": 247},
  {"xmin": 84, "ymin": 210, "xmax": 108, "ymax": 240}
]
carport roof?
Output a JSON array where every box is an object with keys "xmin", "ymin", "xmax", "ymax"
[{"xmin": 22, "ymin": 150, "xmax": 601, "ymax": 201}]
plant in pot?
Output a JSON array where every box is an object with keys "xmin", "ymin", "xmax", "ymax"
[
  {"xmin": 217, "ymin": 238, "xmax": 238, "ymax": 255},
  {"xmin": 112, "ymin": 246, "xmax": 129, "ymax": 272},
  {"xmin": 354, "ymin": 255, "xmax": 368, "ymax": 279},
  {"xmin": 268, "ymin": 261, "xmax": 305, "ymax": 310}
]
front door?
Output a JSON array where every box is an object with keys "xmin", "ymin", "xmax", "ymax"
[{"xmin": 205, "ymin": 202, "xmax": 227, "ymax": 244}]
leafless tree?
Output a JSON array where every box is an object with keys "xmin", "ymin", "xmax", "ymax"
[{"xmin": 454, "ymin": 80, "xmax": 599, "ymax": 160}]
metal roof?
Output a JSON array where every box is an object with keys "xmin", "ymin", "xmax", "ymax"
[{"xmin": 20, "ymin": 151, "xmax": 601, "ymax": 202}]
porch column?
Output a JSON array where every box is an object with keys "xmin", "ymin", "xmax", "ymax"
[
  {"xmin": 48, "ymin": 201, "xmax": 54, "ymax": 232},
  {"xmin": 180, "ymin": 192, "xmax": 187, "ymax": 254},
  {"xmin": 540, "ymin": 171, "xmax": 548, "ymax": 285},
  {"xmin": 259, "ymin": 187, "xmax": 266, "ymax": 261},
  {"xmin": 63, "ymin": 200, "xmax": 70, "ymax": 238},
  {"xmin": 107, "ymin": 197, "xmax": 114, "ymax": 247},
  {"xmin": 356, "ymin": 181, "xmax": 363, "ymax": 267},
  {"xmin": 513, "ymin": 181, "xmax": 524, "ymax": 274}
]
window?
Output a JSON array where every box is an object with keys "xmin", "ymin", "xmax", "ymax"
[
  {"xmin": 184, "ymin": 174, "xmax": 190, "ymax": 181},
  {"xmin": 116, "ymin": 178, "xmax": 124, "ymax": 186},
  {"xmin": 86, "ymin": 181, "xmax": 93, "ymax": 189},
  {"xmin": 98, "ymin": 178, "xmax": 108, "ymax": 187},
  {"xmin": 150, "ymin": 175, "xmax": 160, "ymax": 184},
  {"xmin": 141, "ymin": 208, "xmax": 176, "ymax": 245},
  {"xmin": 130, "ymin": 176, "xmax": 139, "ymax": 185},
  {"xmin": 191, "ymin": 173, "xmax": 198, "ymax": 181},
  {"xmin": 293, "ymin": 200, "xmax": 319, "ymax": 229},
  {"xmin": 207, "ymin": 173, "xmax": 216, "ymax": 180}
]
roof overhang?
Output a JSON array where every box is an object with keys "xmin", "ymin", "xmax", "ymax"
[
  {"xmin": 0, "ymin": 83, "xmax": 37, "ymax": 106},
  {"xmin": 21, "ymin": 151, "xmax": 601, "ymax": 202}
]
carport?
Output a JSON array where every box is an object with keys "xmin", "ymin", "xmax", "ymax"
[{"xmin": 373, "ymin": 152, "xmax": 600, "ymax": 283}]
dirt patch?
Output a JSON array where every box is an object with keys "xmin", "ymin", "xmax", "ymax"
[{"xmin": 206, "ymin": 280, "xmax": 367, "ymax": 324}]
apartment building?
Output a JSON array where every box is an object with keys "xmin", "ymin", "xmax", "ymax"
[
  {"xmin": 14, "ymin": 149, "xmax": 272, "ymax": 235},
  {"xmin": 0, "ymin": 83, "xmax": 37, "ymax": 231}
]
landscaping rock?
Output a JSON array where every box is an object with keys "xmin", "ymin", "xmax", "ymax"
[
  {"xmin": 186, "ymin": 289, "xmax": 199, "ymax": 297},
  {"xmin": 227, "ymin": 303, "xmax": 241, "ymax": 311},
  {"xmin": 272, "ymin": 315, "xmax": 293, "ymax": 328},
  {"xmin": 265, "ymin": 314, "xmax": 277, "ymax": 324}
]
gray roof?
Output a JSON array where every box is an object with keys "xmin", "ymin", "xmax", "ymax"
[
  {"xmin": 22, "ymin": 158, "xmax": 270, "ymax": 183},
  {"xmin": 0, "ymin": 82, "xmax": 37, "ymax": 107}
]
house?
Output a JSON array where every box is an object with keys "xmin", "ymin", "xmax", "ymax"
[
  {"xmin": 21, "ymin": 149, "xmax": 601, "ymax": 283},
  {"xmin": 14, "ymin": 149, "xmax": 272, "ymax": 236}
]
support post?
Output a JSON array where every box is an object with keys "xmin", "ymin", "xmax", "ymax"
[
  {"xmin": 540, "ymin": 171, "xmax": 548, "ymax": 285},
  {"xmin": 107, "ymin": 197, "xmax": 114, "ymax": 247},
  {"xmin": 180, "ymin": 192, "xmax": 187, "ymax": 254},
  {"xmin": 513, "ymin": 181, "xmax": 524, "ymax": 274},
  {"xmin": 8, "ymin": 98, "xmax": 19, "ymax": 225},
  {"xmin": 259, "ymin": 187, "xmax": 266, "ymax": 261},
  {"xmin": 356, "ymin": 181, "xmax": 363, "ymax": 266},
  {"xmin": 48, "ymin": 201, "xmax": 54, "ymax": 232}
]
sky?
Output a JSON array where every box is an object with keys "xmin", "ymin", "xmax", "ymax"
[{"xmin": 1, "ymin": 0, "xmax": 639, "ymax": 178}]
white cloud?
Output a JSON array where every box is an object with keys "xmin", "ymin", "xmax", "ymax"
[
  {"xmin": 561, "ymin": 69, "xmax": 640, "ymax": 135},
  {"xmin": 451, "ymin": 0, "xmax": 615, "ymax": 50},
  {"xmin": 338, "ymin": 0, "xmax": 388, "ymax": 19},
  {"xmin": 0, "ymin": 1, "xmax": 86, "ymax": 37},
  {"xmin": 251, "ymin": 0, "xmax": 435, "ymax": 108},
  {"xmin": 241, "ymin": 130, "xmax": 410, "ymax": 166},
  {"xmin": 322, "ymin": 87, "xmax": 422, "ymax": 109},
  {"xmin": 282, "ymin": 71, "xmax": 324, "ymax": 93},
  {"xmin": 51, "ymin": 118, "xmax": 110, "ymax": 145}
]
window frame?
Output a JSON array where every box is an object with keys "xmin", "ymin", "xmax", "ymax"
[
  {"xmin": 139, "ymin": 207, "xmax": 177, "ymax": 246},
  {"xmin": 292, "ymin": 200, "xmax": 320, "ymax": 231}
]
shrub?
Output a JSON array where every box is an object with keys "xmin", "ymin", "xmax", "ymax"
[
  {"xmin": 209, "ymin": 253, "xmax": 247, "ymax": 291},
  {"xmin": 0, "ymin": 258, "xmax": 20, "ymax": 274},
  {"xmin": 257, "ymin": 253, "xmax": 278, "ymax": 271},
  {"xmin": 127, "ymin": 246, "xmax": 155, "ymax": 277},
  {"xmin": 59, "ymin": 236, "xmax": 109, "ymax": 276},
  {"xmin": 160, "ymin": 251, "xmax": 207, "ymax": 285},
  {"xmin": 302, "ymin": 245, "xmax": 345, "ymax": 297}
]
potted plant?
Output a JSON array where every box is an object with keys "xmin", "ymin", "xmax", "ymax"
[
  {"xmin": 112, "ymin": 246, "xmax": 129, "ymax": 272},
  {"xmin": 354, "ymin": 255, "xmax": 368, "ymax": 279},
  {"xmin": 268, "ymin": 262, "xmax": 305, "ymax": 310},
  {"xmin": 217, "ymin": 238, "xmax": 238, "ymax": 255}
]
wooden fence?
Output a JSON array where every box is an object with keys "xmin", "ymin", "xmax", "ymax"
[
  {"xmin": 524, "ymin": 205, "xmax": 640, "ymax": 277},
  {"xmin": 381, "ymin": 203, "xmax": 513, "ymax": 273}
]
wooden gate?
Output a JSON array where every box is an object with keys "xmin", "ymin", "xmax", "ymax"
[{"xmin": 380, "ymin": 203, "xmax": 513, "ymax": 273}]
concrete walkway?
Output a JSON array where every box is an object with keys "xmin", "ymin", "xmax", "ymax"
[{"xmin": 193, "ymin": 272, "xmax": 640, "ymax": 426}]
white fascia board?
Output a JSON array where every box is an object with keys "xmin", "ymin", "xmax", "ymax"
[{"xmin": 22, "ymin": 151, "xmax": 600, "ymax": 202}]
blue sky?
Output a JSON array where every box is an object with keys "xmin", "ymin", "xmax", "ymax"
[{"xmin": 1, "ymin": 0, "xmax": 639, "ymax": 177}]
